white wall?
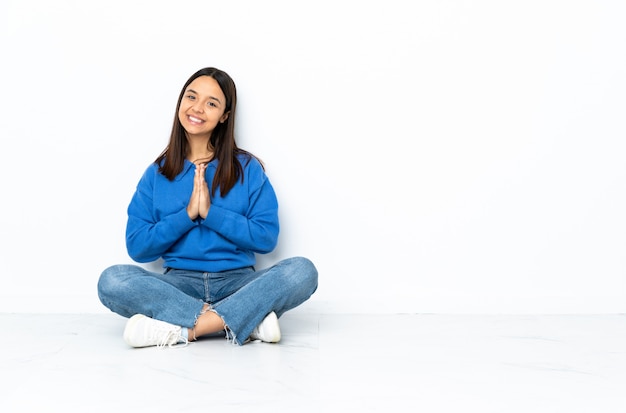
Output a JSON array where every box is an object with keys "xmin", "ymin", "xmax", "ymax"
[{"xmin": 1, "ymin": 0, "xmax": 624, "ymax": 314}]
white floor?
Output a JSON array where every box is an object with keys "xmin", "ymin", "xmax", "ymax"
[{"xmin": 2, "ymin": 312, "xmax": 625, "ymax": 412}]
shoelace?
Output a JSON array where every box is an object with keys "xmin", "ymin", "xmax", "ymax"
[{"xmin": 153, "ymin": 328, "xmax": 189, "ymax": 349}]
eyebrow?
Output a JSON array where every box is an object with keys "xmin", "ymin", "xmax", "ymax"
[{"xmin": 186, "ymin": 88, "xmax": 222, "ymax": 105}]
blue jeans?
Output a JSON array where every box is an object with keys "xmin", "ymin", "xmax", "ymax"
[{"xmin": 97, "ymin": 256, "xmax": 318, "ymax": 345}]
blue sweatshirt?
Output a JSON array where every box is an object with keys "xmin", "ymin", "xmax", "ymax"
[{"xmin": 125, "ymin": 155, "xmax": 279, "ymax": 272}]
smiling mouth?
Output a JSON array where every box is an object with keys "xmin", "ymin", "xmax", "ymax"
[{"xmin": 187, "ymin": 115, "xmax": 205, "ymax": 125}]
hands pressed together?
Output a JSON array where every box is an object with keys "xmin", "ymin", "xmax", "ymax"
[{"xmin": 187, "ymin": 163, "xmax": 210, "ymax": 220}]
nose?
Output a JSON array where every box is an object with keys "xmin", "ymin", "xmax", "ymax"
[{"xmin": 192, "ymin": 100, "xmax": 204, "ymax": 113}]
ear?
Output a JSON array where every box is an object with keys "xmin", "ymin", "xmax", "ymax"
[{"xmin": 219, "ymin": 111, "xmax": 230, "ymax": 123}]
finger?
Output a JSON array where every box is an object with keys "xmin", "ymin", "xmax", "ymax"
[{"xmin": 194, "ymin": 165, "xmax": 203, "ymax": 185}]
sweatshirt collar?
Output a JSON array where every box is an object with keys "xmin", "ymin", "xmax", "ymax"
[{"xmin": 176, "ymin": 158, "xmax": 216, "ymax": 181}]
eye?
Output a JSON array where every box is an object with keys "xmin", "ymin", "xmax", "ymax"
[
  {"xmin": 208, "ymin": 101, "xmax": 217, "ymax": 108},
  {"xmin": 186, "ymin": 94, "xmax": 196, "ymax": 100}
]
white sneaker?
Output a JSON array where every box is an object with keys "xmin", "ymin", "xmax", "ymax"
[
  {"xmin": 249, "ymin": 311, "xmax": 281, "ymax": 343},
  {"xmin": 123, "ymin": 314, "xmax": 188, "ymax": 348}
]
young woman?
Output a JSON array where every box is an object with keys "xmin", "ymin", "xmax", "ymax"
[{"xmin": 97, "ymin": 67, "xmax": 318, "ymax": 348}]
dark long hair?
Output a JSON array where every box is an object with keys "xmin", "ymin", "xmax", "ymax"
[{"xmin": 155, "ymin": 67, "xmax": 261, "ymax": 197}]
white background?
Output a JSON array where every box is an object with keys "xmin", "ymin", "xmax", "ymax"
[{"xmin": 0, "ymin": 0, "xmax": 624, "ymax": 314}]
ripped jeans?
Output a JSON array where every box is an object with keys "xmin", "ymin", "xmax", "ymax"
[{"xmin": 97, "ymin": 256, "xmax": 318, "ymax": 345}]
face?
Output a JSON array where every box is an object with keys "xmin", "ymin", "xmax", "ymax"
[{"xmin": 178, "ymin": 76, "xmax": 229, "ymax": 140}]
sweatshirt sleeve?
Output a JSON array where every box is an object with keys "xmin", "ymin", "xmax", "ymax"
[
  {"xmin": 202, "ymin": 159, "xmax": 279, "ymax": 254},
  {"xmin": 125, "ymin": 166, "xmax": 196, "ymax": 263}
]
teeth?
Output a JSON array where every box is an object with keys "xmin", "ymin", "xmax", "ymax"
[{"xmin": 189, "ymin": 116, "xmax": 204, "ymax": 123}]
